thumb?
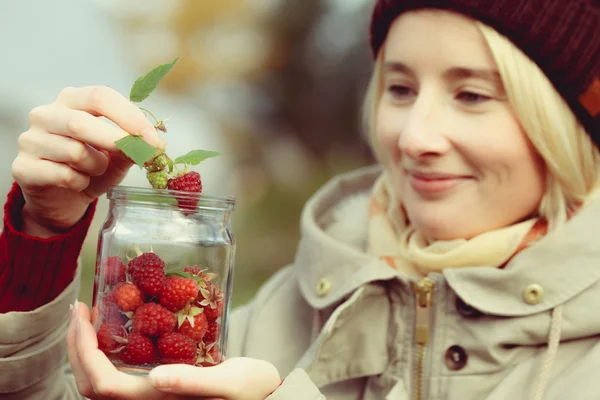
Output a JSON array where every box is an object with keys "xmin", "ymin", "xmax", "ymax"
[{"xmin": 148, "ymin": 358, "xmax": 281, "ymax": 400}]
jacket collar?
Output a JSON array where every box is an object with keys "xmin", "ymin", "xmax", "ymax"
[
  {"xmin": 295, "ymin": 165, "xmax": 402, "ymax": 310},
  {"xmin": 295, "ymin": 165, "xmax": 600, "ymax": 316},
  {"xmin": 446, "ymin": 192, "xmax": 600, "ymax": 316}
]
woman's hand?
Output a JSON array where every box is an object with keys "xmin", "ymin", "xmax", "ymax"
[
  {"xmin": 12, "ymin": 86, "xmax": 165, "ymax": 237},
  {"xmin": 68, "ymin": 301, "xmax": 282, "ymax": 400},
  {"xmin": 148, "ymin": 358, "xmax": 282, "ymax": 400}
]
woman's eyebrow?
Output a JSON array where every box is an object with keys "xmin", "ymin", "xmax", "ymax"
[
  {"xmin": 443, "ymin": 67, "xmax": 502, "ymax": 84},
  {"xmin": 382, "ymin": 61, "xmax": 501, "ymax": 84}
]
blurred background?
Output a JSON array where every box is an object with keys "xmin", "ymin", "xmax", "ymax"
[{"xmin": 0, "ymin": 0, "xmax": 376, "ymax": 308}]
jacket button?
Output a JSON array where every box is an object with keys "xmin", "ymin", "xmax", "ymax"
[
  {"xmin": 523, "ymin": 284, "xmax": 544, "ymax": 305},
  {"xmin": 316, "ymin": 278, "xmax": 332, "ymax": 297},
  {"xmin": 445, "ymin": 345, "xmax": 468, "ymax": 371},
  {"xmin": 455, "ymin": 297, "xmax": 483, "ymax": 318}
]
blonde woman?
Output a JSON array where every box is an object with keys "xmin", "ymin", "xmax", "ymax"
[{"xmin": 1, "ymin": 0, "xmax": 598, "ymax": 399}]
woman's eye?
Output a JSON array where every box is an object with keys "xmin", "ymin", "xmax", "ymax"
[
  {"xmin": 457, "ymin": 91, "xmax": 491, "ymax": 104},
  {"xmin": 386, "ymin": 85, "xmax": 415, "ymax": 98}
]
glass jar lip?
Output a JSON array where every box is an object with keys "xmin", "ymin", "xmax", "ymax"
[{"xmin": 107, "ymin": 185, "xmax": 235, "ymax": 211}]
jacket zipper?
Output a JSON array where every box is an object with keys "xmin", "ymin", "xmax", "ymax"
[{"xmin": 412, "ymin": 277, "xmax": 434, "ymax": 400}]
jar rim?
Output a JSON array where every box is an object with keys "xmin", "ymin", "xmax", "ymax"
[{"xmin": 107, "ymin": 185, "xmax": 235, "ymax": 211}]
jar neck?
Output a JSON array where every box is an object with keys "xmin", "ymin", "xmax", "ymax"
[{"xmin": 107, "ymin": 185, "xmax": 235, "ymax": 215}]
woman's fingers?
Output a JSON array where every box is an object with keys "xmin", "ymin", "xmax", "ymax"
[
  {"xmin": 18, "ymin": 129, "xmax": 109, "ymax": 177},
  {"xmin": 73, "ymin": 303, "xmax": 163, "ymax": 399},
  {"xmin": 55, "ymin": 86, "xmax": 165, "ymax": 149},
  {"xmin": 66, "ymin": 301, "xmax": 98, "ymax": 399},
  {"xmin": 12, "ymin": 154, "xmax": 90, "ymax": 192},
  {"xmin": 149, "ymin": 358, "xmax": 281, "ymax": 400},
  {"xmin": 29, "ymin": 103, "xmax": 159, "ymax": 154}
]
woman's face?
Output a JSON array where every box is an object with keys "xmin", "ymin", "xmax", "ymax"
[{"xmin": 375, "ymin": 10, "xmax": 547, "ymax": 240}]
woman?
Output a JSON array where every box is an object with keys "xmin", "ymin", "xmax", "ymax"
[{"xmin": 1, "ymin": 0, "xmax": 598, "ymax": 399}]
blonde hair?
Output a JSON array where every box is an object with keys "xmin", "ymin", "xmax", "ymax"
[{"xmin": 362, "ymin": 19, "xmax": 600, "ymax": 230}]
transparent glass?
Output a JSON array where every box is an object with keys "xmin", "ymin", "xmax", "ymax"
[{"xmin": 91, "ymin": 186, "xmax": 235, "ymax": 375}]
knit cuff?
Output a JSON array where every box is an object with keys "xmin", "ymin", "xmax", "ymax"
[{"xmin": 0, "ymin": 182, "xmax": 97, "ymax": 312}]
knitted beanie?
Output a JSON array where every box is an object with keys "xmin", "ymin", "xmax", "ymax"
[{"xmin": 369, "ymin": 0, "xmax": 599, "ymax": 145}]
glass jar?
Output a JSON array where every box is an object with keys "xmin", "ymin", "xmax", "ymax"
[{"xmin": 91, "ymin": 185, "xmax": 235, "ymax": 375}]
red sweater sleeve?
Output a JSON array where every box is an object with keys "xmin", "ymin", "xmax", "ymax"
[{"xmin": 0, "ymin": 182, "xmax": 97, "ymax": 312}]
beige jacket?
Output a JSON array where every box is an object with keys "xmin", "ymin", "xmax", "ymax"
[{"xmin": 2, "ymin": 166, "xmax": 600, "ymax": 400}]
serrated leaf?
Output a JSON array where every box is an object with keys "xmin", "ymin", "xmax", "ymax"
[
  {"xmin": 129, "ymin": 57, "xmax": 179, "ymax": 103},
  {"xmin": 114, "ymin": 135, "xmax": 158, "ymax": 167},
  {"xmin": 174, "ymin": 150, "xmax": 220, "ymax": 166}
]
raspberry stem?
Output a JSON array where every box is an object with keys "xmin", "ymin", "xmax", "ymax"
[{"xmin": 139, "ymin": 107, "xmax": 159, "ymax": 124}]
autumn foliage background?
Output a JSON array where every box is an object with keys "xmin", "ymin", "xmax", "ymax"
[{"xmin": 0, "ymin": 0, "xmax": 376, "ymax": 307}]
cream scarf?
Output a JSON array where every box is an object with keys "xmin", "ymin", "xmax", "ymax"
[{"xmin": 367, "ymin": 172, "xmax": 547, "ymax": 276}]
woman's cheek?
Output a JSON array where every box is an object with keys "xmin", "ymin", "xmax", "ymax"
[{"xmin": 375, "ymin": 108, "xmax": 403, "ymax": 160}]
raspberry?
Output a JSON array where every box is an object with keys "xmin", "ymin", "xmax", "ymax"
[
  {"xmin": 167, "ymin": 171, "xmax": 202, "ymax": 213},
  {"xmin": 203, "ymin": 321, "xmax": 221, "ymax": 344},
  {"xmin": 197, "ymin": 283, "xmax": 224, "ymax": 321},
  {"xmin": 144, "ymin": 153, "xmax": 169, "ymax": 172},
  {"xmin": 113, "ymin": 282, "xmax": 144, "ymax": 312},
  {"xmin": 97, "ymin": 323, "xmax": 126, "ymax": 354},
  {"xmin": 167, "ymin": 171, "xmax": 202, "ymax": 193},
  {"xmin": 132, "ymin": 303, "xmax": 176, "ymax": 337},
  {"xmin": 128, "ymin": 252, "xmax": 166, "ymax": 275},
  {"xmin": 159, "ymin": 276, "xmax": 199, "ymax": 312},
  {"xmin": 203, "ymin": 300, "xmax": 223, "ymax": 321},
  {"xmin": 182, "ymin": 265, "xmax": 202, "ymax": 275},
  {"xmin": 120, "ymin": 333, "xmax": 157, "ymax": 365},
  {"xmin": 183, "ymin": 265, "xmax": 217, "ymax": 284},
  {"xmin": 101, "ymin": 256, "xmax": 126, "ymax": 286},
  {"xmin": 178, "ymin": 311, "xmax": 208, "ymax": 342},
  {"xmin": 157, "ymin": 332, "xmax": 197, "ymax": 365},
  {"xmin": 147, "ymin": 171, "xmax": 168, "ymax": 189},
  {"xmin": 128, "ymin": 252, "xmax": 166, "ymax": 297},
  {"xmin": 99, "ymin": 291, "xmax": 123, "ymax": 324}
]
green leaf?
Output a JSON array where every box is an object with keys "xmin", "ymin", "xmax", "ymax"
[
  {"xmin": 114, "ymin": 135, "xmax": 158, "ymax": 167},
  {"xmin": 174, "ymin": 150, "xmax": 220, "ymax": 166},
  {"xmin": 129, "ymin": 57, "xmax": 179, "ymax": 103}
]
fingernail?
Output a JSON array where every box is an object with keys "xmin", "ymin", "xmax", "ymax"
[
  {"xmin": 70, "ymin": 299, "xmax": 79, "ymax": 320},
  {"xmin": 142, "ymin": 127, "xmax": 166, "ymax": 149},
  {"xmin": 149, "ymin": 369, "xmax": 174, "ymax": 390}
]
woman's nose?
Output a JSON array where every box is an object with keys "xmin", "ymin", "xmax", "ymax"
[{"xmin": 398, "ymin": 94, "xmax": 451, "ymax": 160}]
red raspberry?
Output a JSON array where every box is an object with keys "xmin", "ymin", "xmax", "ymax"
[
  {"xmin": 167, "ymin": 171, "xmax": 202, "ymax": 213},
  {"xmin": 101, "ymin": 256, "xmax": 127, "ymax": 286},
  {"xmin": 132, "ymin": 303, "xmax": 176, "ymax": 337},
  {"xmin": 120, "ymin": 333, "xmax": 157, "ymax": 365},
  {"xmin": 178, "ymin": 312, "xmax": 209, "ymax": 342},
  {"xmin": 98, "ymin": 291, "xmax": 123, "ymax": 324},
  {"xmin": 203, "ymin": 300, "xmax": 223, "ymax": 322},
  {"xmin": 97, "ymin": 323, "xmax": 126, "ymax": 354},
  {"xmin": 128, "ymin": 253, "xmax": 165, "ymax": 297},
  {"xmin": 203, "ymin": 321, "xmax": 221, "ymax": 344},
  {"xmin": 157, "ymin": 332, "xmax": 197, "ymax": 365},
  {"xmin": 182, "ymin": 265, "xmax": 202, "ymax": 275},
  {"xmin": 196, "ymin": 283, "xmax": 224, "ymax": 321},
  {"xmin": 159, "ymin": 276, "xmax": 199, "ymax": 312},
  {"xmin": 113, "ymin": 282, "xmax": 144, "ymax": 312},
  {"xmin": 184, "ymin": 265, "xmax": 217, "ymax": 285}
]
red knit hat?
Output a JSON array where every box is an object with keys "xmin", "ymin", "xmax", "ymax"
[{"xmin": 369, "ymin": 0, "xmax": 599, "ymax": 145}]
